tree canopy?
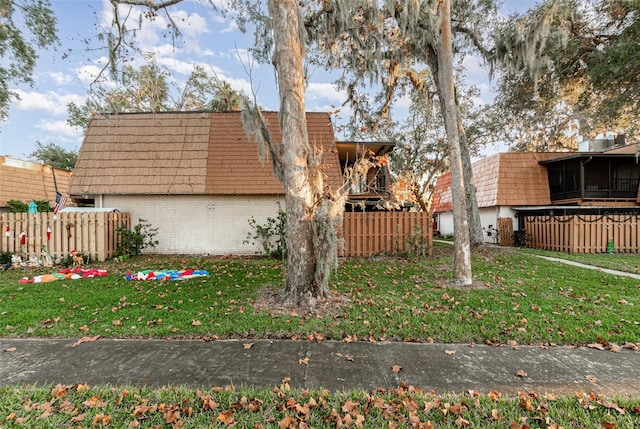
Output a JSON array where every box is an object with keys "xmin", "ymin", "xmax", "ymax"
[
  {"xmin": 67, "ymin": 61, "xmax": 243, "ymax": 132},
  {"xmin": 0, "ymin": 0, "xmax": 58, "ymax": 122},
  {"xmin": 486, "ymin": 0, "xmax": 640, "ymax": 150},
  {"xmin": 28, "ymin": 141, "xmax": 77, "ymax": 170}
]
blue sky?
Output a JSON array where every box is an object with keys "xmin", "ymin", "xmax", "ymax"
[{"xmin": 0, "ymin": 0, "xmax": 538, "ymax": 161}]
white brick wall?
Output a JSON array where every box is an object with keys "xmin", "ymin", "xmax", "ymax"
[{"xmin": 101, "ymin": 195, "xmax": 284, "ymax": 255}]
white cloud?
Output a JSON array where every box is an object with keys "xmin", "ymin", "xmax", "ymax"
[
  {"xmin": 47, "ymin": 72, "xmax": 74, "ymax": 86},
  {"xmin": 75, "ymin": 63, "xmax": 108, "ymax": 86},
  {"xmin": 306, "ymin": 82, "xmax": 346, "ymax": 104},
  {"xmin": 36, "ymin": 119, "xmax": 84, "ymax": 139},
  {"xmin": 462, "ymin": 54, "xmax": 486, "ymax": 76},
  {"xmin": 12, "ymin": 90, "xmax": 86, "ymax": 116},
  {"xmin": 220, "ymin": 20, "xmax": 239, "ymax": 33}
]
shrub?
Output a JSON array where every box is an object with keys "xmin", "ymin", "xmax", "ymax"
[
  {"xmin": 405, "ymin": 226, "xmax": 431, "ymax": 258},
  {"xmin": 114, "ymin": 218, "xmax": 159, "ymax": 260},
  {"xmin": 244, "ymin": 210, "xmax": 287, "ymax": 259}
]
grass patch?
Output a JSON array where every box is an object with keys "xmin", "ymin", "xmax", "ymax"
[
  {"xmin": 1, "ymin": 247, "xmax": 639, "ymax": 347},
  {"xmin": 519, "ymin": 248, "xmax": 640, "ymax": 273},
  {"xmin": 0, "ymin": 383, "xmax": 638, "ymax": 428}
]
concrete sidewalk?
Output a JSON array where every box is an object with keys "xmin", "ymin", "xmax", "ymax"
[{"xmin": 2, "ymin": 338, "xmax": 639, "ymax": 397}]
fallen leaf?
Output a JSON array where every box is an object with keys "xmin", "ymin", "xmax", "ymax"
[
  {"xmin": 598, "ymin": 400, "xmax": 625, "ymax": 414},
  {"xmin": 83, "ymin": 395, "xmax": 107, "ymax": 408},
  {"xmin": 4, "ymin": 347, "xmax": 16, "ymax": 352},
  {"xmin": 491, "ymin": 409, "xmax": 503, "ymax": 421},
  {"xmin": 78, "ymin": 325, "xmax": 89, "ymax": 332},
  {"xmin": 217, "ymin": 410, "xmax": 235, "ymax": 426},
  {"xmin": 71, "ymin": 335, "xmax": 100, "ymax": 347},
  {"xmin": 587, "ymin": 343, "xmax": 605, "ymax": 350},
  {"xmin": 455, "ymin": 415, "xmax": 471, "ymax": 426},
  {"xmin": 600, "ymin": 422, "xmax": 617, "ymax": 429},
  {"xmin": 392, "ymin": 365, "xmax": 402, "ymax": 373},
  {"xmin": 278, "ymin": 414, "xmax": 297, "ymax": 429},
  {"xmin": 243, "ymin": 343, "xmax": 254, "ymax": 350},
  {"xmin": 489, "ymin": 390, "xmax": 502, "ymax": 401},
  {"xmin": 299, "ymin": 357, "xmax": 309, "ymax": 365},
  {"xmin": 586, "ymin": 374, "xmax": 598, "ymax": 383},
  {"xmin": 192, "ymin": 320, "xmax": 202, "ymax": 326},
  {"xmin": 444, "ymin": 350, "xmax": 456, "ymax": 355},
  {"xmin": 112, "ymin": 320, "xmax": 122, "ymax": 326},
  {"xmin": 515, "ymin": 369, "xmax": 528, "ymax": 378},
  {"xmin": 609, "ymin": 344, "xmax": 621, "ymax": 353}
]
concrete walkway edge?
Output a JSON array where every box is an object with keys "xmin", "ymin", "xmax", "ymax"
[{"xmin": 2, "ymin": 338, "xmax": 639, "ymax": 397}]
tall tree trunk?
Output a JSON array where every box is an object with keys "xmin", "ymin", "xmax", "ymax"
[
  {"xmin": 269, "ymin": 0, "xmax": 324, "ymax": 304},
  {"xmin": 457, "ymin": 116, "xmax": 484, "ymax": 246},
  {"xmin": 436, "ymin": 0, "xmax": 472, "ymax": 285}
]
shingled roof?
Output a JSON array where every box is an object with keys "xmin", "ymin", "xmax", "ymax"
[
  {"xmin": 432, "ymin": 152, "xmax": 567, "ymax": 213},
  {"xmin": 0, "ymin": 156, "xmax": 72, "ymax": 209},
  {"xmin": 69, "ymin": 111, "xmax": 342, "ymax": 197}
]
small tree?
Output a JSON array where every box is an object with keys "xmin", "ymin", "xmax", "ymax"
[
  {"xmin": 114, "ymin": 219, "xmax": 159, "ymax": 260},
  {"xmin": 28, "ymin": 141, "xmax": 78, "ymax": 171}
]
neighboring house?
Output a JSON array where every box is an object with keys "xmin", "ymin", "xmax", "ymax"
[
  {"xmin": 432, "ymin": 138, "xmax": 640, "ymax": 242},
  {"xmin": 69, "ymin": 111, "xmax": 397, "ymax": 255},
  {"xmin": 0, "ymin": 156, "xmax": 73, "ymax": 212},
  {"xmin": 336, "ymin": 141, "xmax": 396, "ymax": 211}
]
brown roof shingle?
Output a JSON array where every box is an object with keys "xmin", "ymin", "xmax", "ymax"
[
  {"xmin": 0, "ymin": 156, "xmax": 72, "ymax": 209},
  {"xmin": 69, "ymin": 111, "xmax": 342, "ymax": 196}
]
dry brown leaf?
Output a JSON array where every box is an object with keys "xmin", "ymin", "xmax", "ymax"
[
  {"xmin": 598, "ymin": 400, "xmax": 626, "ymax": 414},
  {"xmin": 299, "ymin": 357, "xmax": 309, "ymax": 365},
  {"xmin": 586, "ymin": 374, "xmax": 599, "ymax": 383},
  {"xmin": 515, "ymin": 369, "xmax": 528, "ymax": 378},
  {"xmin": 392, "ymin": 365, "xmax": 402, "ymax": 373},
  {"xmin": 489, "ymin": 390, "xmax": 502, "ymax": 401},
  {"xmin": 71, "ymin": 335, "xmax": 100, "ymax": 347},
  {"xmin": 192, "ymin": 320, "xmax": 202, "ymax": 326},
  {"xmin": 491, "ymin": 409, "xmax": 503, "ymax": 421},
  {"xmin": 444, "ymin": 350, "xmax": 456, "ymax": 355},
  {"xmin": 82, "ymin": 395, "xmax": 107, "ymax": 408},
  {"xmin": 4, "ymin": 347, "xmax": 17, "ymax": 352},
  {"xmin": 243, "ymin": 343, "xmax": 254, "ymax": 350},
  {"xmin": 278, "ymin": 414, "xmax": 297, "ymax": 429},
  {"xmin": 600, "ymin": 422, "xmax": 617, "ymax": 429},
  {"xmin": 587, "ymin": 343, "xmax": 605, "ymax": 350},
  {"xmin": 217, "ymin": 410, "xmax": 235, "ymax": 426},
  {"xmin": 455, "ymin": 415, "xmax": 471, "ymax": 427}
]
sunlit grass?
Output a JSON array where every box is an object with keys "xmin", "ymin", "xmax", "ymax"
[
  {"xmin": 1, "ymin": 248, "xmax": 639, "ymax": 346},
  {"xmin": 0, "ymin": 383, "xmax": 638, "ymax": 428}
]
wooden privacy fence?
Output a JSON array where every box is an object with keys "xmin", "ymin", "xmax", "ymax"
[
  {"xmin": 523, "ymin": 214, "xmax": 640, "ymax": 253},
  {"xmin": 497, "ymin": 217, "xmax": 514, "ymax": 246},
  {"xmin": 0, "ymin": 212, "xmax": 131, "ymax": 262},
  {"xmin": 342, "ymin": 211, "xmax": 433, "ymax": 257}
]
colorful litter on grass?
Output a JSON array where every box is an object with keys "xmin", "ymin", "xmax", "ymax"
[
  {"xmin": 124, "ymin": 269, "xmax": 209, "ymax": 281},
  {"xmin": 19, "ymin": 268, "xmax": 108, "ymax": 284}
]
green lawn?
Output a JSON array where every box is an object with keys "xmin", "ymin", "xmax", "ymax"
[
  {"xmin": 2, "ymin": 246, "xmax": 639, "ymax": 427},
  {"xmin": 1, "ymin": 246, "xmax": 639, "ymax": 346}
]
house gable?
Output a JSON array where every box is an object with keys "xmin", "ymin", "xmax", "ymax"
[
  {"xmin": 0, "ymin": 156, "xmax": 72, "ymax": 210},
  {"xmin": 69, "ymin": 111, "xmax": 342, "ymax": 197},
  {"xmin": 432, "ymin": 152, "xmax": 567, "ymax": 213}
]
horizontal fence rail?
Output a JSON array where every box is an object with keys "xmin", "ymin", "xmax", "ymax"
[
  {"xmin": 0, "ymin": 212, "xmax": 131, "ymax": 262},
  {"xmin": 523, "ymin": 214, "xmax": 640, "ymax": 253},
  {"xmin": 342, "ymin": 211, "xmax": 433, "ymax": 257}
]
